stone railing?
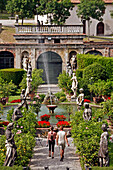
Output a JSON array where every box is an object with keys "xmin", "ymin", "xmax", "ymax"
[{"xmin": 15, "ymin": 25, "xmax": 83, "ymax": 34}]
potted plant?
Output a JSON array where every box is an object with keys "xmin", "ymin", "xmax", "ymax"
[
  {"xmin": 57, "ymin": 121, "xmax": 70, "ymax": 127},
  {"xmin": 55, "ymin": 115, "xmax": 66, "ymax": 121},
  {"xmin": 37, "ymin": 121, "xmax": 51, "ymax": 128},
  {"xmin": 40, "ymin": 114, "xmax": 50, "ymax": 121}
]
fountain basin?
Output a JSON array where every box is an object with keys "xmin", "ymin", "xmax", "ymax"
[{"xmin": 46, "ymin": 105, "xmax": 57, "ymax": 114}]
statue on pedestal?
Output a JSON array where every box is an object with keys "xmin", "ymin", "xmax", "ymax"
[
  {"xmin": 12, "ymin": 104, "xmax": 23, "ymax": 121},
  {"xmin": 4, "ymin": 123, "xmax": 17, "ymax": 167},
  {"xmin": 76, "ymin": 88, "xmax": 84, "ymax": 110},
  {"xmin": 83, "ymin": 103, "xmax": 92, "ymax": 121},
  {"xmin": 98, "ymin": 123, "xmax": 109, "ymax": 167},
  {"xmin": 70, "ymin": 55, "xmax": 77, "ymax": 71},
  {"xmin": 71, "ymin": 73, "xmax": 78, "ymax": 99}
]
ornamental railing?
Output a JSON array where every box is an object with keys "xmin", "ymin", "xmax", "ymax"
[{"xmin": 15, "ymin": 25, "xmax": 83, "ymax": 34}]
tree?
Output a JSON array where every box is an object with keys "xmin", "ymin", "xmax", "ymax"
[
  {"xmin": 6, "ymin": 0, "xmax": 37, "ymax": 24},
  {"xmin": 37, "ymin": 0, "xmax": 74, "ymax": 25},
  {"xmin": 0, "ymin": 0, "xmax": 7, "ymax": 13},
  {"xmin": 77, "ymin": 0, "xmax": 105, "ymax": 39}
]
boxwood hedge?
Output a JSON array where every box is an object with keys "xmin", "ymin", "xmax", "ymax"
[{"xmin": 0, "ymin": 68, "xmax": 25, "ymax": 85}]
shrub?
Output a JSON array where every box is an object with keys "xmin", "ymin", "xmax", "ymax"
[
  {"xmin": 55, "ymin": 91, "xmax": 66, "ymax": 102},
  {"xmin": 77, "ymin": 54, "xmax": 113, "ymax": 80},
  {"xmin": 0, "ymin": 165, "xmax": 23, "ymax": 170},
  {"xmin": 19, "ymin": 69, "xmax": 44, "ymax": 91},
  {"xmin": 55, "ymin": 115, "xmax": 66, "ymax": 120},
  {"xmin": 76, "ymin": 69, "xmax": 83, "ymax": 78},
  {"xmin": 83, "ymin": 63, "xmax": 107, "ymax": 82},
  {"xmin": 71, "ymin": 108, "xmax": 107, "ymax": 167},
  {"xmin": 0, "ymin": 68, "xmax": 25, "ymax": 85},
  {"xmin": 58, "ymin": 71, "xmax": 72, "ymax": 94}
]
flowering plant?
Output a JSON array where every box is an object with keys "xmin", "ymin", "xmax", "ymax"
[
  {"xmin": 84, "ymin": 99, "xmax": 91, "ymax": 103},
  {"xmin": 40, "ymin": 114, "xmax": 50, "ymax": 121},
  {"xmin": 10, "ymin": 99, "xmax": 21, "ymax": 103},
  {"xmin": 0, "ymin": 121, "xmax": 9, "ymax": 126},
  {"xmin": 57, "ymin": 121, "xmax": 70, "ymax": 127},
  {"xmin": 37, "ymin": 121, "xmax": 50, "ymax": 128},
  {"xmin": 55, "ymin": 115, "xmax": 66, "ymax": 121}
]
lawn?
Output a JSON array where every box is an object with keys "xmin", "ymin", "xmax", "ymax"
[{"xmin": 0, "ymin": 26, "xmax": 16, "ymax": 43}]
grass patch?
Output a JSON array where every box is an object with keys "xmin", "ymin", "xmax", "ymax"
[
  {"xmin": 0, "ymin": 26, "xmax": 16, "ymax": 43},
  {"xmin": 92, "ymin": 167, "xmax": 113, "ymax": 170},
  {"xmin": 8, "ymin": 95, "xmax": 20, "ymax": 103}
]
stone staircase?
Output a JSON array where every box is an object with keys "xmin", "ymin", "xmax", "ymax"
[{"xmin": 37, "ymin": 84, "xmax": 61, "ymax": 94}]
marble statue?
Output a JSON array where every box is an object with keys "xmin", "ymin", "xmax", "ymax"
[
  {"xmin": 66, "ymin": 61, "xmax": 70, "ymax": 74},
  {"xmin": 12, "ymin": 104, "xmax": 23, "ymax": 121},
  {"xmin": 83, "ymin": 103, "xmax": 92, "ymax": 121},
  {"xmin": 98, "ymin": 123, "xmax": 109, "ymax": 167},
  {"xmin": 71, "ymin": 73, "xmax": 78, "ymax": 99},
  {"xmin": 76, "ymin": 88, "xmax": 84, "ymax": 106},
  {"xmin": 70, "ymin": 55, "xmax": 77, "ymax": 71},
  {"xmin": 4, "ymin": 123, "xmax": 17, "ymax": 167},
  {"xmin": 25, "ymin": 61, "xmax": 32, "ymax": 97},
  {"xmin": 22, "ymin": 56, "xmax": 28, "ymax": 71},
  {"xmin": 67, "ymin": 66, "xmax": 73, "ymax": 77},
  {"xmin": 20, "ymin": 89, "xmax": 28, "ymax": 110}
]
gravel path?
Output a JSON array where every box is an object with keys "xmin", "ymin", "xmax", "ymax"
[{"xmin": 29, "ymin": 137, "xmax": 82, "ymax": 170}]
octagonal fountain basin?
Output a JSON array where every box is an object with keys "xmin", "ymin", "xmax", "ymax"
[{"xmin": 46, "ymin": 105, "xmax": 57, "ymax": 114}]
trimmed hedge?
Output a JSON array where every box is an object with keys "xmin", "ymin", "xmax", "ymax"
[
  {"xmin": 0, "ymin": 68, "xmax": 25, "ymax": 85},
  {"xmin": 77, "ymin": 54, "xmax": 113, "ymax": 80},
  {"xmin": 83, "ymin": 62, "xmax": 108, "ymax": 81},
  {"xmin": 76, "ymin": 69, "xmax": 83, "ymax": 78},
  {"xmin": 0, "ymin": 165, "xmax": 23, "ymax": 170}
]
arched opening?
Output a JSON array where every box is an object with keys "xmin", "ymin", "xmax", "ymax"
[
  {"xmin": 97, "ymin": 22, "xmax": 104, "ymax": 35},
  {"xmin": 86, "ymin": 50, "xmax": 102, "ymax": 56},
  {"xmin": 37, "ymin": 51, "xmax": 62, "ymax": 84},
  {"xmin": 0, "ymin": 51, "xmax": 14, "ymax": 69},
  {"xmin": 21, "ymin": 51, "xmax": 29, "ymax": 69},
  {"xmin": 69, "ymin": 51, "xmax": 77, "ymax": 70}
]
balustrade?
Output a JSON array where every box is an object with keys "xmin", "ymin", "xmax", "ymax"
[{"xmin": 15, "ymin": 25, "xmax": 83, "ymax": 34}]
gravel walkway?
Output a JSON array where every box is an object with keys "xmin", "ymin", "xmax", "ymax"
[{"xmin": 29, "ymin": 137, "xmax": 82, "ymax": 170}]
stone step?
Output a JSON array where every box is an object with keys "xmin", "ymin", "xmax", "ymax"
[
  {"xmin": 37, "ymin": 84, "xmax": 61, "ymax": 94},
  {"xmin": 29, "ymin": 137, "xmax": 82, "ymax": 170}
]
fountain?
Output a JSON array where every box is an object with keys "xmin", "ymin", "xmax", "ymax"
[{"xmin": 43, "ymin": 88, "xmax": 58, "ymax": 114}]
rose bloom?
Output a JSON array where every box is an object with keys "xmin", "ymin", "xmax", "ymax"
[
  {"xmin": 33, "ymin": 101, "xmax": 36, "ymax": 104},
  {"xmin": 16, "ymin": 130, "xmax": 22, "ymax": 134},
  {"xmin": 86, "ymin": 127, "xmax": 88, "ymax": 129}
]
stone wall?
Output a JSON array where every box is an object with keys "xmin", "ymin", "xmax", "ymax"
[{"xmin": 0, "ymin": 23, "xmax": 2, "ymax": 33}]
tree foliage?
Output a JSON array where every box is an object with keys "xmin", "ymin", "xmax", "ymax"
[
  {"xmin": 6, "ymin": 0, "xmax": 37, "ymax": 24},
  {"xmin": 37, "ymin": 0, "xmax": 74, "ymax": 25},
  {"xmin": 77, "ymin": 0, "xmax": 105, "ymax": 21}
]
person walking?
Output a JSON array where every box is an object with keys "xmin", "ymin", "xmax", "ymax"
[
  {"xmin": 46, "ymin": 126, "xmax": 56, "ymax": 159},
  {"xmin": 56, "ymin": 126, "xmax": 69, "ymax": 161}
]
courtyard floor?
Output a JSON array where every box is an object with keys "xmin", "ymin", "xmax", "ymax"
[{"xmin": 29, "ymin": 137, "xmax": 82, "ymax": 170}]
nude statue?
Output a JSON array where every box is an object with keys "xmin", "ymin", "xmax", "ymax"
[
  {"xmin": 4, "ymin": 123, "xmax": 17, "ymax": 167},
  {"xmin": 83, "ymin": 103, "xmax": 92, "ymax": 121},
  {"xmin": 98, "ymin": 123, "xmax": 109, "ymax": 167},
  {"xmin": 71, "ymin": 73, "xmax": 78, "ymax": 99}
]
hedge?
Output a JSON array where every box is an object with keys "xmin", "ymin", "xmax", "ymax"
[
  {"xmin": 0, "ymin": 68, "xmax": 25, "ymax": 85},
  {"xmin": 0, "ymin": 166, "xmax": 23, "ymax": 170},
  {"xmin": 76, "ymin": 69, "xmax": 83, "ymax": 79},
  {"xmin": 77, "ymin": 54, "xmax": 113, "ymax": 80}
]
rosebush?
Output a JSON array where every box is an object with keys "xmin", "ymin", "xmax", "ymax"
[
  {"xmin": 40, "ymin": 114, "xmax": 50, "ymax": 121},
  {"xmin": 71, "ymin": 108, "xmax": 107, "ymax": 167},
  {"xmin": 57, "ymin": 121, "xmax": 70, "ymax": 127},
  {"xmin": 55, "ymin": 115, "xmax": 66, "ymax": 120},
  {"xmin": 37, "ymin": 121, "xmax": 50, "ymax": 128}
]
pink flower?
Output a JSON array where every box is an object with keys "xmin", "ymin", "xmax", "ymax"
[
  {"xmin": 16, "ymin": 130, "xmax": 22, "ymax": 134},
  {"xmin": 16, "ymin": 125, "xmax": 19, "ymax": 128},
  {"xmin": 86, "ymin": 127, "xmax": 88, "ymax": 129},
  {"xmin": 20, "ymin": 126, "xmax": 23, "ymax": 129},
  {"xmin": 33, "ymin": 101, "xmax": 36, "ymax": 104}
]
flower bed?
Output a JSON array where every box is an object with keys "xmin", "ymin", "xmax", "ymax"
[
  {"xmin": 37, "ymin": 121, "xmax": 51, "ymax": 128},
  {"xmin": 40, "ymin": 114, "xmax": 50, "ymax": 121},
  {"xmin": 0, "ymin": 121, "xmax": 9, "ymax": 126},
  {"xmin": 55, "ymin": 115, "xmax": 66, "ymax": 121},
  {"xmin": 10, "ymin": 99, "xmax": 21, "ymax": 103},
  {"xmin": 57, "ymin": 121, "xmax": 70, "ymax": 127},
  {"xmin": 84, "ymin": 99, "xmax": 91, "ymax": 103}
]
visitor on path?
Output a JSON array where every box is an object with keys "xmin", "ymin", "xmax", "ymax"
[
  {"xmin": 56, "ymin": 126, "xmax": 69, "ymax": 161},
  {"xmin": 46, "ymin": 126, "xmax": 56, "ymax": 159}
]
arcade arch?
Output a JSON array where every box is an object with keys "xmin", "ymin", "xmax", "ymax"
[
  {"xmin": 86, "ymin": 50, "xmax": 102, "ymax": 56},
  {"xmin": 0, "ymin": 51, "xmax": 14, "ymax": 69},
  {"xmin": 37, "ymin": 51, "xmax": 62, "ymax": 84}
]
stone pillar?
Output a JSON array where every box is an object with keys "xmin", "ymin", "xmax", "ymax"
[{"xmin": 15, "ymin": 49, "xmax": 21, "ymax": 68}]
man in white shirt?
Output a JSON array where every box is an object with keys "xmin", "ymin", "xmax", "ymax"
[{"xmin": 56, "ymin": 126, "xmax": 69, "ymax": 161}]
